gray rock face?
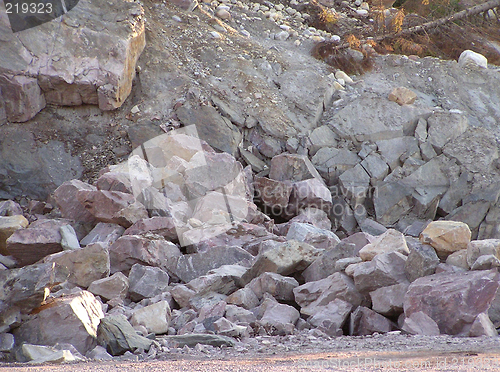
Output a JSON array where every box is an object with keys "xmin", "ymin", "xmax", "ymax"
[
  {"xmin": 6, "ymin": 227, "xmax": 63, "ymax": 267},
  {"xmin": 349, "ymin": 306, "xmax": 393, "ymax": 336},
  {"xmin": 0, "ymin": 0, "xmax": 145, "ymax": 122},
  {"xmin": 426, "ymin": 112, "xmax": 469, "ymax": 153},
  {"xmin": 308, "ymin": 298, "xmax": 352, "ymax": 336},
  {"xmin": 128, "ymin": 264, "xmax": 170, "ymax": 302},
  {"xmin": 295, "ymin": 272, "xmax": 364, "ymax": 316},
  {"xmin": 370, "ymin": 282, "xmax": 409, "ymax": 317},
  {"xmin": 109, "ymin": 235, "xmax": 181, "ymax": 274},
  {"xmin": 130, "ymin": 301, "xmax": 171, "ymax": 335},
  {"xmin": 165, "ymin": 246, "xmax": 252, "ymax": 283},
  {"xmin": 88, "ymin": 272, "xmax": 129, "ymax": 302},
  {"xmin": 404, "ymin": 238, "xmax": 440, "ymax": 282},
  {"xmin": 97, "ymin": 314, "xmax": 152, "ymax": 356},
  {"xmin": 285, "ymin": 222, "xmax": 340, "ymax": 250},
  {"xmin": 404, "ymin": 270, "xmax": 500, "ymax": 335},
  {"xmin": 347, "ymin": 252, "xmax": 408, "ymax": 293},
  {"xmin": 269, "ymin": 154, "xmax": 322, "ymax": 182},
  {"xmin": 43, "ymin": 242, "xmax": 110, "ymax": 288},
  {"xmin": 246, "ymin": 272, "xmax": 299, "ymax": 301},
  {"xmin": 259, "ymin": 302, "xmax": 300, "ymax": 335},
  {"xmin": 80, "ymin": 223, "xmax": 125, "ymax": 247},
  {"xmin": 14, "ymin": 291, "xmax": 104, "ymax": 354},
  {"xmin": 240, "ymin": 240, "xmax": 321, "ymax": 285},
  {"xmin": 161, "ymin": 334, "xmax": 235, "ymax": 348},
  {"xmin": 302, "ymin": 241, "xmax": 356, "ymax": 282},
  {"xmin": 0, "ymin": 263, "xmax": 68, "ymax": 323}
]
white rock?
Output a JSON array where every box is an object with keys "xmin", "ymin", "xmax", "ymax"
[
  {"xmin": 335, "ymin": 70, "xmax": 354, "ymax": 84},
  {"xmin": 458, "ymin": 50, "xmax": 487, "ymax": 69},
  {"xmin": 356, "ymin": 9, "xmax": 369, "ymax": 16},
  {"xmin": 275, "ymin": 31, "xmax": 290, "ymax": 41}
]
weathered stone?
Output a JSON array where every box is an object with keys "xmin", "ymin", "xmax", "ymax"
[
  {"xmin": 226, "ymin": 287, "xmax": 260, "ymax": 310},
  {"xmin": 0, "ymin": 333, "xmax": 14, "ymax": 353},
  {"xmin": 302, "ymin": 241, "xmax": 356, "ymax": 282},
  {"xmin": 6, "ymin": 227, "xmax": 63, "ymax": 266},
  {"xmin": 254, "ymin": 177, "xmax": 292, "ymax": 210},
  {"xmin": 349, "ymin": 306, "xmax": 393, "ymax": 336},
  {"xmin": 81, "ymin": 223, "xmax": 125, "ymax": 247},
  {"xmin": 308, "ymin": 298, "xmax": 352, "ymax": 336},
  {"xmin": 96, "ymin": 172, "xmax": 132, "ymax": 194},
  {"xmin": 289, "ymin": 207, "xmax": 332, "ymax": 230},
  {"xmin": 0, "ymin": 200, "xmax": 23, "ymax": 216},
  {"xmin": 479, "ymin": 203, "xmax": 500, "ymax": 240},
  {"xmin": 404, "ymin": 238, "xmax": 440, "ymax": 282},
  {"xmin": 186, "ymin": 265, "xmax": 247, "ymax": 296},
  {"xmin": 404, "ymin": 270, "xmax": 500, "ymax": 335},
  {"xmin": 14, "ymin": 291, "xmax": 104, "ymax": 354},
  {"xmin": 376, "ymin": 136, "xmax": 419, "ymax": 171},
  {"xmin": 370, "ymin": 282, "xmax": 409, "ymax": 316},
  {"xmin": 86, "ymin": 345, "xmax": 113, "ymax": 361},
  {"xmin": 335, "ymin": 257, "xmax": 363, "ymax": 272},
  {"xmin": 0, "ymin": 0, "xmax": 145, "ymax": 121},
  {"xmin": 471, "ymin": 255, "xmax": 500, "ymax": 271},
  {"xmin": 43, "ymin": 243, "xmax": 110, "ymax": 288},
  {"xmin": 458, "ymin": 50, "xmax": 488, "ymax": 69},
  {"xmin": 225, "ymin": 304, "xmax": 257, "ymax": 324},
  {"xmin": 240, "ymin": 240, "xmax": 321, "ymax": 285},
  {"xmin": 247, "ymin": 272, "xmax": 299, "ymax": 301},
  {"xmin": 259, "ymin": 302, "xmax": 299, "ymax": 335},
  {"xmin": 109, "ymin": 235, "xmax": 181, "ymax": 274},
  {"xmin": 124, "ymin": 217, "xmax": 178, "ymax": 242},
  {"xmin": 420, "ymin": 220, "xmax": 471, "ymax": 259},
  {"xmin": 131, "ymin": 301, "xmax": 171, "ymax": 335},
  {"xmin": 373, "ymin": 182, "xmax": 413, "ymax": 226},
  {"xmin": 358, "ymin": 229, "xmax": 409, "ymax": 261},
  {"xmin": 0, "ymin": 215, "xmax": 29, "ymax": 256},
  {"xmin": 338, "ymin": 164, "xmax": 371, "ymax": 203},
  {"xmin": 388, "ymin": 87, "xmax": 417, "ymax": 105},
  {"xmin": 312, "ymin": 147, "xmax": 360, "ymax": 183},
  {"xmin": 360, "ymin": 153, "xmax": 389, "ymax": 182},
  {"xmin": 426, "ymin": 111, "xmax": 468, "ymax": 153},
  {"xmin": 488, "ymin": 288, "xmax": 500, "ymax": 328},
  {"xmin": 468, "ymin": 313, "xmax": 497, "ymax": 337},
  {"xmin": 467, "ymin": 239, "xmax": 500, "ymax": 268},
  {"xmin": 162, "ymin": 334, "xmax": 235, "ymax": 348},
  {"xmin": 401, "ymin": 311, "xmax": 440, "ymax": 336},
  {"xmin": 269, "ymin": 154, "xmax": 322, "ymax": 182},
  {"xmin": 286, "ymin": 178, "xmax": 332, "ymax": 216},
  {"xmin": 329, "ymin": 96, "xmax": 429, "ymax": 143},
  {"xmin": 88, "ymin": 272, "xmax": 129, "ymax": 302},
  {"xmin": 97, "ymin": 314, "xmax": 153, "ymax": 356},
  {"xmin": 286, "ymin": 222, "xmax": 340, "ymax": 250},
  {"xmin": 59, "ymin": 225, "xmax": 80, "ymax": 251},
  {"xmin": 347, "ymin": 252, "xmax": 408, "ymax": 293},
  {"xmin": 77, "ymin": 190, "xmax": 148, "ymax": 228},
  {"xmin": 308, "ymin": 125, "xmax": 338, "ymax": 155},
  {"xmin": 128, "ymin": 264, "xmax": 170, "ymax": 301},
  {"xmin": 445, "ymin": 250, "xmax": 469, "ymax": 270},
  {"xmin": 443, "ymin": 128, "xmax": 498, "ymax": 174},
  {"xmin": 53, "ymin": 180, "xmax": 97, "ymax": 224},
  {"xmin": 176, "ymin": 102, "xmax": 242, "ymax": 156},
  {"xmin": 445, "ymin": 201, "xmax": 491, "ymax": 239},
  {"xmin": 19, "ymin": 344, "xmax": 81, "ymax": 364},
  {"xmin": 295, "ymin": 272, "xmax": 364, "ymax": 316},
  {"xmin": 166, "ymin": 246, "xmax": 252, "ymax": 283},
  {"xmin": 212, "ymin": 317, "xmax": 248, "ymax": 338}
]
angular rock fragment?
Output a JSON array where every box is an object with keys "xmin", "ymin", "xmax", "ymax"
[
  {"xmin": 302, "ymin": 241, "xmax": 356, "ymax": 282},
  {"xmin": 53, "ymin": 180, "xmax": 98, "ymax": 224},
  {"xmin": 370, "ymin": 282, "xmax": 409, "ymax": 317},
  {"xmin": 130, "ymin": 301, "xmax": 171, "ymax": 335},
  {"xmin": 6, "ymin": 227, "xmax": 63, "ymax": 266},
  {"xmin": 358, "ymin": 229, "xmax": 409, "ymax": 261},
  {"xmin": 14, "ymin": 291, "xmax": 104, "ymax": 354},
  {"xmin": 308, "ymin": 298, "xmax": 352, "ymax": 336},
  {"xmin": 97, "ymin": 314, "xmax": 152, "ymax": 356},
  {"xmin": 43, "ymin": 243, "xmax": 110, "ymax": 288},
  {"xmin": 404, "ymin": 238, "xmax": 440, "ymax": 282},
  {"xmin": 81, "ymin": 223, "xmax": 125, "ymax": 247},
  {"xmin": 420, "ymin": 220, "xmax": 471, "ymax": 259},
  {"xmin": 0, "ymin": 215, "xmax": 29, "ymax": 256},
  {"xmin": 162, "ymin": 334, "xmax": 235, "ymax": 348},
  {"xmin": 259, "ymin": 302, "xmax": 299, "ymax": 335},
  {"xmin": 404, "ymin": 270, "xmax": 500, "ymax": 335},
  {"xmin": 269, "ymin": 154, "xmax": 322, "ymax": 182},
  {"xmin": 226, "ymin": 287, "xmax": 260, "ymax": 310},
  {"xmin": 349, "ymin": 306, "xmax": 393, "ymax": 336},
  {"xmin": 246, "ymin": 272, "xmax": 299, "ymax": 301},
  {"xmin": 128, "ymin": 264, "xmax": 170, "ymax": 301},
  {"xmin": 88, "ymin": 272, "xmax": 129, "ymax": 302}
]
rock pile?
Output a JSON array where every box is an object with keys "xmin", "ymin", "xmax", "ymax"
[{"xmin": 1, "ymin": 126, "xmax": 500, "ymax": 364}]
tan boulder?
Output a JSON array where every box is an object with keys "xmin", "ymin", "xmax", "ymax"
[
  {"xmin": 359, "ymin": 229, "xmax": 409, "ymax": 261},
  {"xmin": 420, "ymin": 221, "xmax": 471, "ymax": 259}
]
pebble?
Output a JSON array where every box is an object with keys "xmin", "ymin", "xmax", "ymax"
[
  {"xmin": 275, "ymin": 31, "xmax": 290, "ymax": 41},
  {"xmin": 356, "ymin": 9, "xmax": 368, "ymax": 16},
  {"xmin": 210, "ymin": 31, "xmax": 222, "ymax": 39},
  {"xmin": 131, "ymin": 105, "xmax": 140, "ymax": 114},
  {"xmin": 172, "ymin": 15, "xmax": 182, "ymax": 22},
  {"xmin": 333, "ymin": 81, "xmax": 345, "ymax": 90},
  {"xmin": 216, "ymin": 9, "xmax": 231, "ymax": 20},
  {"xmin": 360, "ymin": 2, "xmax": 369, "ymax": 10},
  {"xmin": 240, "ymin": 29, "xmax": 250, "ymax": 37},
  {"xmin": 335, "ymin": 70, "xmax": 354, "ymax": 84}
]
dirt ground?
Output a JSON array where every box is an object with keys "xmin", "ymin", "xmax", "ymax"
[{"xmin": 3, "ymin": 333, "xmax": 500, "ymax": 371}]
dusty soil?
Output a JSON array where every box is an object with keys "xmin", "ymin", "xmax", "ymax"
[{"xmin": 3, "ymin": 333, "xmax": 500, "ymax": 371}]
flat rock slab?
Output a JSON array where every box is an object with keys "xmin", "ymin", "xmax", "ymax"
[{"xmin": 0, "ymin": 0, "xmax": 145, "ymax": 122}]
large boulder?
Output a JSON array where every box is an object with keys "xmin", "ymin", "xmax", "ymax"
[
  {"xmin": 358, "ymin": 229, "xmax": 409, "ymax": 261},
  {"xmin": 88, "ymin": 272, "xmax": 129, "ymax": 302},
  {"xmin": 0, "ymin": 0, "xmax": 145, "ymax": 122},
  {"xmin": 404, "ymin": 238, "xmax": 440, "ymax": 282},
  {"xmin": 246, "ymin": 272, "xmax": 299, "ymax": 301},
  {"xmin": 13, "ymin": 291, "xmax": 104, "ymax": 354},
  {"xmin": 6, "ymin": 227, "xmax": 63, "ymax": 266},
  {"xmin": 403, "ymin": 270, "xmax": 500, "ymax": 335},
  {"xmin": 269, "ymin": 154, "xmax": 322, "ymax": 182},
  {"xmin": 128, "ymin": 264, "xmax": 170, "ymax": 301},
  {"xmin": 240, "ymin": 240, "xmax": 321, "ymax": 285},
  {"xmin": 307, "ymin": 298, "xmax": 352, "ymax": 336},
  {"xmin": 419, "ymin": 221, "xmax": 471, "ymax": 259},
  {"xmin": 130, "ymin": 301, "xmax": 171, "ymax": 335},
  {"xmin": 349, "ymin": 306, "xmax": 393, "ymax": 336},
  {"xmin": 43, "ymin": 242, "xmax": 110, "ymax": 288},
  {"xmin": 97, "ymin": 314, "xmax": 152, "ymax": 356}
]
